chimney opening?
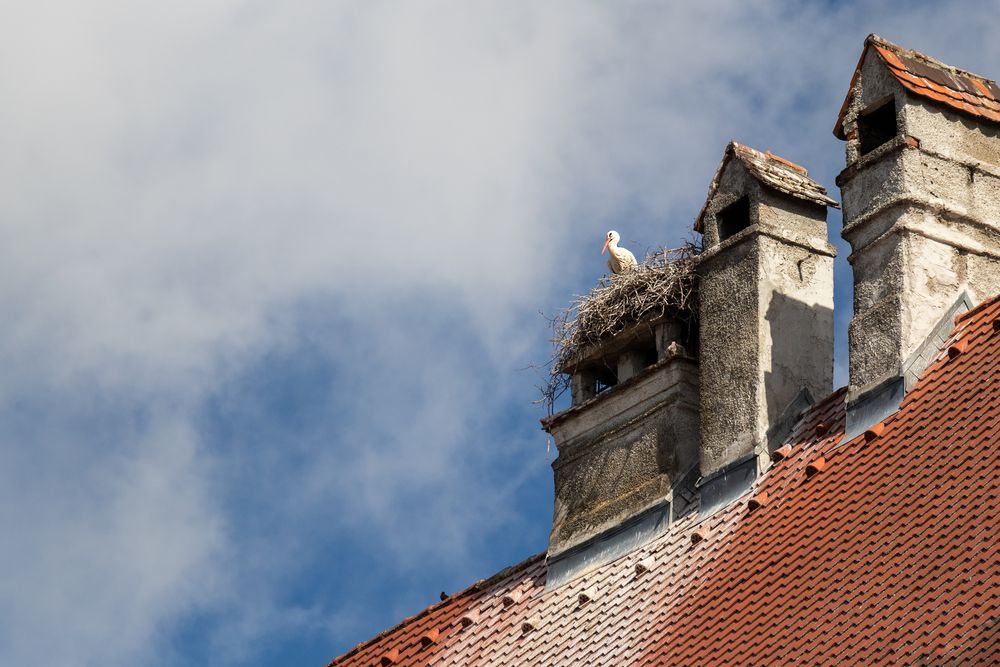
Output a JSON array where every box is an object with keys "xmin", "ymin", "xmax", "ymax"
[
  {"xmin": 717, "ymin": 195, "xmax": 752, "ymax": 242},
  {"xmin": 857, "ymin": 98, "xmax": 898, "ymax": 156},
  {"xmin": 593, "ymin": 364, "xmax": 618, "ymax": 395}
]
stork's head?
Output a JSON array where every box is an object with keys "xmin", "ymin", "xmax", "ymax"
[{"xmin": 601, "ymin": 230, "xmax": 620, "ymax": 254}]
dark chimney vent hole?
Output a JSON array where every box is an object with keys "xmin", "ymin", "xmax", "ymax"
[
  {"xmin": 717, "ymin": 196, "xmax": 751, "ymax": 242},
  {"xmin": 858, "ymin": 99, "xmax": 897, "ymax": 156}
]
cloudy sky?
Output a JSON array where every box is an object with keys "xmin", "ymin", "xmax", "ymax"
[{"xmin": 2, "ymin": 1, "xmax": 998, "ymax": 665}]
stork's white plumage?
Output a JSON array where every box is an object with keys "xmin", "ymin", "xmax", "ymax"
[{"xmin": 601, "ymin": 230, "xmax": 637, "ymax": 274}]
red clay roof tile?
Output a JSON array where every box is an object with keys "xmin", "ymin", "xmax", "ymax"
[
  {"xmin": 747, "ymin": 491, "xmax": 769, "ymax": 511},
  {"xmin": 805, "ymin": 456, "xmax": 827, "ymax": 477},
  {"xmin": 864, "ymin": 421, "xmax": 885, "ymax": 442},
  {"xmin": 948, "ymin": 337, "xmax": 969, "ymax": 358},
  {"xmin": 772, "ymin": 443, "xmax": 794, "ymax": 462},
  {"xmin": 690, "ymin": 525, "xmax": 710, "ymax": 544},
  {"xmin": 329, "ymin": 295, "xmax": 1000, "ymax": 666}
]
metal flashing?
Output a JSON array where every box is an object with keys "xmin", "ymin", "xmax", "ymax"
[
  {"xmin": 544, "ymin": 501, "xmax": 670, "ymax": 590},
  {"xmin": 841, "ymin": 375, "xmax": 904, "ymax": 446},
  {"xmin": 766, "ymin": 388, "xmax": 815, "ymax": 455},
  {"xmin": 901, "ymin": 292, "xmax": 973, "ymax": 390},
  {"xmin": 670, "ymin": 465, "xmax": 700, "ymax": 521},
  {"xmin": 697, "ymin": 453, "xmax": 758, "ymax": 518}
]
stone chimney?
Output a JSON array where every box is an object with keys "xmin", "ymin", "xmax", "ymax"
[
  {"xmin": 695, "ymin": 142, "xmax": 838, "ymax": 483},
  {"xmin": 541, "ymin": 293, "xmax": 698, "ymax": 585},
  {"xmin": 835, "ymin": 35, "xmax": 1000, "ymax": 395}
]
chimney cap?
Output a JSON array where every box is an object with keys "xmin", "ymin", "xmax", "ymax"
[
  {"xmin": 834, "ymin": 34, "xmax": 1000, "ymax": 140},
  {"xmin": 695, "ymin": 142, "xmax": 839, "ymax": 233}
]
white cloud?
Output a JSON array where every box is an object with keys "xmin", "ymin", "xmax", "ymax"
[{"xmin": 0, "ymin": 1, "xmax": 998, "ymax": 665}]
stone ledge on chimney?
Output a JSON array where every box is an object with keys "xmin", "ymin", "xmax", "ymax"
[{"xmin": 543, "ymin": 355, "xmax": 698, "ymax": 559}]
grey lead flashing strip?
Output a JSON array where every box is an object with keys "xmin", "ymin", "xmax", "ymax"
[
  {"xmin": 697, "ymin": 454, "xmax": 757, "ymax": 519},
  {"xmin": 841, "ymin": 375, "xmax": 905, "ymax": 446},
  {"xmin": 545, "ymin": 501, "xmax": 670, "ymax": 590},
  {"xmin": 901, "ymin": 291, "xmax": 972, "ymax": 391}
]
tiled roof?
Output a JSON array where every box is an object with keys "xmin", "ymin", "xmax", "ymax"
[
  {"xmin": 694, "ymin": 142, "xmax": 838, "ymax": 233},
  {"xmin": 835, "ymin": 34, "xmax": 1000, "ymax": 139},
  {"xmin": 329, "ymin": 295, "xmax": 1000, "ymax": 666}
]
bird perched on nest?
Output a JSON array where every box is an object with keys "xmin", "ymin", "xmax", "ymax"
[{"xmin": 601, "ymin": 230, "xmax": 637, "ymax": 274}]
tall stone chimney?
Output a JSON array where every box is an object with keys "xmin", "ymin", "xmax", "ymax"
[
  {"xmin": 541, "ymin": 283, "xmax": 698, "ymax": 585},
  {"xmin": 695, "ymin": 143, "xmax": 838, "ymax": 483},
  {"xmin": 835, "ymin": 35, "xmax": 1000, "ymax": 394}
]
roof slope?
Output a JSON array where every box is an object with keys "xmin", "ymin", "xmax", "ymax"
[
  {"xmin": 694, "ymin": 142, "xmax": 838, "ymax": 233},
  {"xmin": 835, "ymin": 34, "xmax": 1000, "ymax": 138},
  {"xmin": 329, "ymin": 295, "xmax": 1000, "ymax": 666}
]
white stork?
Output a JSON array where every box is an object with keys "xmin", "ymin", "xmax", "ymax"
[{"xmin": 601, "ymin": 230, "xmax": 637, "ymax": 275}]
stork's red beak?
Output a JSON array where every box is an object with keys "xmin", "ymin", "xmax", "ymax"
[{"xmin": 601, "ymin": 237, "xmax": 611, "ymax": 254}]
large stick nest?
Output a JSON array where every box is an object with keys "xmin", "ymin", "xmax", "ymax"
[{"xmin": 538, "ymin": 244, "xmax": 699, "ymax": 414}]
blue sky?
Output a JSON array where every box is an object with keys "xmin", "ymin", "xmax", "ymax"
[{"xmin": 2, "ymin": 2, "xmax": 999, "ymax": 665}]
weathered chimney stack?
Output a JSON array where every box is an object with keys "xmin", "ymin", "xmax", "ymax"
[
  {"xmin": 835, "ymin": 35, "xmax": 1000, "ymax": 395},
  {"xmin": 695, "ymin": 143, "xmax": 838, "ymax": 483},
  {"xmin": 541, "ymin": 269, "xmax": 698, "ymax": 585}
]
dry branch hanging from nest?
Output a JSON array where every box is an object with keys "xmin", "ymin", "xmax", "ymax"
[{"xmin": 539, "ymin": 244, "xmax": 699, "ymax": 414}]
